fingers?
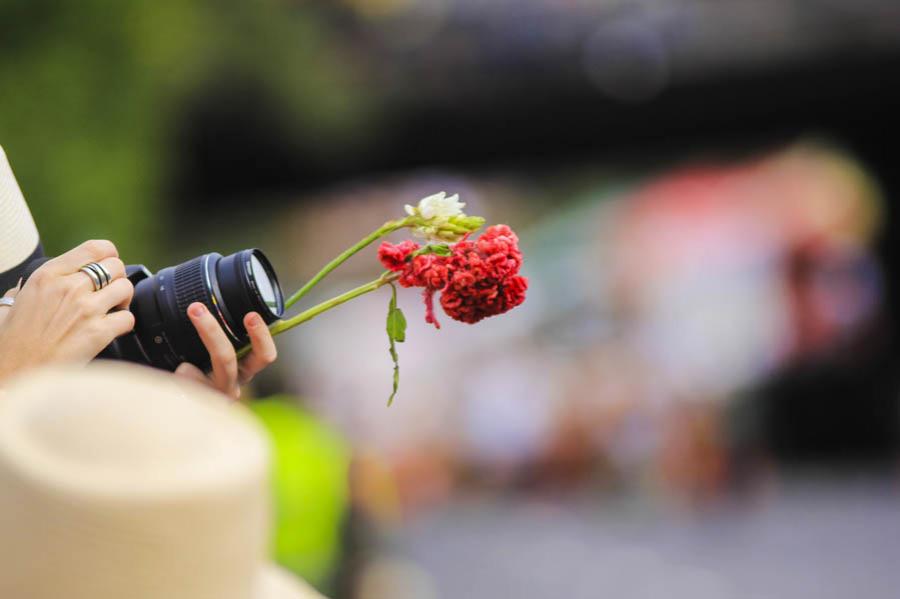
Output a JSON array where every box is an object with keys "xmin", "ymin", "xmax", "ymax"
[
  {"xmin": 238, "ymin": 312, "xmax": 278, "ymax": 385},
  {"xmin": 175, "ymin": 362, "xmax": 209, "ymax": 385},
  {"xmin": 187, "ymin": 302, "xmax": 239, "ymax": 398},
  {"xmin": 183, "ymin": 306, "xmax": 279, "ymax": 396},
  {"xmin": 45, "ymin": 239, "xmax": 118, "ymax": 276},
  {"xmin": 95, "ymin": 309, "xmax": 136, "ymax": 346},
  {"xmin": 68, "ymin": 256, "xmax": 126, "ymax": 294},
  {"xmin": 92, "ymin": 277, "xmax": 134, "ymax": 312},
  {"xmin": 0, "ymin": 284, "xmax": 17, "ymax": 326},
  {"xmin": 77, "ymin": 310, "xmax": 134, "ymax": 352}
]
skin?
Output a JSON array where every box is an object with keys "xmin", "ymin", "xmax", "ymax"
[
  {"xmin": 0, "ymin": 240, "xmax": 276, "ymax": 398},
  {"xmin": 176, "ymin": 303, "xmax": 277, "ymax": 400}
]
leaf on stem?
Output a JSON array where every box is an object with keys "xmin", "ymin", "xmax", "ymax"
[
  {"xmin": 386, "ymin": 283, "xmax": 407, "ymax": 406},
  {"xmin": 412, "ymin": 243, "xmax": 453, "ymax": 258}
]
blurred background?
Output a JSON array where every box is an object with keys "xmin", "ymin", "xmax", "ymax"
[{"xmin": 3, "ymin": 1, "xmax": 900, "ymax": 597}]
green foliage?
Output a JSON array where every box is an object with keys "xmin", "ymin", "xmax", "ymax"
[
  {"xmin": 385, "ymin": 282, "xmax": 406, "ymax": 406},
  {"xmin": 250, "ymin": 397, "xmax": 350, "ymax": 591},
  {"xmin": 0, "ymin": 0, "xmax": 368, "ymax": 263},
  {"xmin": 412, "ymin": 243, "xmax": 453, "ymax": 258}
]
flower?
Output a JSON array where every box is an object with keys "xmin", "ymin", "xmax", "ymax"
[
  {"xmin": 378, "ymin": 224, "xmax": 528, "ymax": 328},
  {"xmin": 403, "ymin": 192, "xmax": 484, "ymax": 242},
  {"xmin": 377, "ymin": 240, "xmax": 419, "ymax": 272},
  {"xmin": 405, "ymin": 191, "xmax": 465, "ymax": 221}
]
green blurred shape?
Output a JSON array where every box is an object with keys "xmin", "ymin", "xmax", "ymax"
[
  {"xmin": 250, "ymin": 397, "xmax": 350, "ymax": 588},
  {"xmin": 0, "ymin": 0, "xmax": 370, "ymax": 263}
]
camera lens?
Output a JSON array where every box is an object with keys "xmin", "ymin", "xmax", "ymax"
[{"xmin": 112, "ymin": 249, "xmax": 284, "ymax": 371}]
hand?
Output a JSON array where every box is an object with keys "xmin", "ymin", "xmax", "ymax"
[
  {"xmin": 0, "ymin": 240, "xmax": 135, "ymax": 382},
  {"xmin": 174, "ymin": 302, "xmax": 277, "ymax": 399}
]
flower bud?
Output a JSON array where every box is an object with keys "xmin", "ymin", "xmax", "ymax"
[{"xmin": 404, "ymin": 192, "xmax": 484, "ymax": 242}]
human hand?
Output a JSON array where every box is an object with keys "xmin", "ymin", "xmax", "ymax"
[
  {"xmin": 0, "ymin": 240, "xmax": 134, "ymax": 382},
  {"xmin": 174, "ymin": 302, "xmax": 277, "ymax": 400}
]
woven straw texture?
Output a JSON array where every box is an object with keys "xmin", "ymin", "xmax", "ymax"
[
  {"xmin": 0, "ymin": 145, "xmax": 39, "ymax": 273},
  {"xmin": 0, "ymin": 363, "xmax": 324, "ymax": 599}
]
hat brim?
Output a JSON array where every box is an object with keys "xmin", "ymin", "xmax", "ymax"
[
  {"xmin": 256, "ymin": 565, "xmax": 327, "ymax": 599},
  {"xmin": 0, "ymin": 145, "xmax": 40, "ymax": 274}
]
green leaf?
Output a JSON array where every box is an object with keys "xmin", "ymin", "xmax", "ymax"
[
  {"xmin": 386, "ymin": 302, "xmax": 407, "ymax": 343},
  {"xmin": 385, "ymin": 283, "xmax": 406, "ymax": 406},
  {"xmin": 429, "ymin": 244, "xmax": 453, "ymax": 256},
  {"xmin": 411, "ymin": 243, "xmax": 453, "ymax": 258}
]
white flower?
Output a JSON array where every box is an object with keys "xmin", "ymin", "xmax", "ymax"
[
  {"xmin": 403, "ymin": 191, "xmax": 483, "ymax": 242},
  {"xmin": 405, "ymin": 191, "xmax": 465, "ymax": 222}
]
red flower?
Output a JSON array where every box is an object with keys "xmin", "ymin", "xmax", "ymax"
[
  {"xmin": 378, "ymin": 225, "xmax": 528, "ymax": 328},
  {"xmin": 378, "ymin": 240, "xmax": 419, "ymax": 272}
]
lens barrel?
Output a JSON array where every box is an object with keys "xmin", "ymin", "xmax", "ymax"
[{"xmin": 107, "ymin": 249, "xmax": 284, "ymax": 371}]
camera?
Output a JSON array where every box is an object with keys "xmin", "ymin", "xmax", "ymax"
[
  {"xmin": 22, "ymin": 249, "xmax": 285, "ymax": 372},
  {"xmin": 3, "ymin": 147, "xmax": 285, "ymax": 372}
]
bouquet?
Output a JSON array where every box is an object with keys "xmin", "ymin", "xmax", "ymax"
[{"xmin": 242, "ymin": 192, "xmax": 528, "ymax": 404}]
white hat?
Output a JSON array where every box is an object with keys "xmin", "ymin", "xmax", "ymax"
[
  {"xmin": 0, "ymin": 362, "xmax": 327, "ymax": 599},
  {"xmin": 0, "ymin": 144, "xmax": 40, "ymax": 274}
]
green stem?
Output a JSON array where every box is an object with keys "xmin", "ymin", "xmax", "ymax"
[
  {"xmin": 238, "ymin": 271, "xmax": 399, "ymax": 359},
  {"xmin": 284, "ymin": 217, "xmax": 412, "ymax": 309}
]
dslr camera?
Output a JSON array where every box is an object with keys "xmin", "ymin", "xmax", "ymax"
[
  {"xmin": 1, "ymin": 146, "xmax": 286, "ymax": 372},
  {"xmin": 22, "ymin": 250, "xmax": 285, "ymax": 372}
]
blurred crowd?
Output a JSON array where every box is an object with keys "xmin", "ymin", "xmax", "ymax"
[
  {"xmin": 278, "ymin": 142, "xmax": 884, "ymax": 510},
  {"xmin": 261, "ymin": 141, "xmax": 893, "ymax": 597}
]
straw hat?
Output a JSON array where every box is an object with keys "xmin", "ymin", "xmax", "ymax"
[
  {"xmin": 0, "ymin": 144, "xmax": 40, "ymax": 276},
  {"xmin": 0, "ymin": 362, "xmax": 327, "ymax": 599}
]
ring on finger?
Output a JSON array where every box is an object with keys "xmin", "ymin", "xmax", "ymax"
[
  {"xmin": 80, "ymin": 262, "xmax": 112, "ymax": 292},
  {"xmin": 92, "ymin": 261, "xmax": 113, "ymax": 287},
  {"xmin": 0, "ymin": 297, "xmax": 14, "ymax": 308}
]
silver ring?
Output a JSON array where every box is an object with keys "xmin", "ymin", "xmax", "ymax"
[
  {"xmin": 81, "ymin": 262, "xmax": 112, "ymax": 291},
  {"xmin": 80, "ymin": 264, "xmax": 103, "ymax": 292},
  {"xmin": 0, "ymin": 297, "xmax": 14, "ymax": 308},
  {"xmin": 89, "ymin": 261, "xmax": 112, "ymax": 288}
]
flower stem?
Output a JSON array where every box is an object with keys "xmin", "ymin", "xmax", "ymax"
[
  {"xmin": 284, "ymin": 217, "xmax": 412, "ymax": 310},
  {"xmin": 238, "ymin": 271, "xmax": 399, "ymax": 359}
]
